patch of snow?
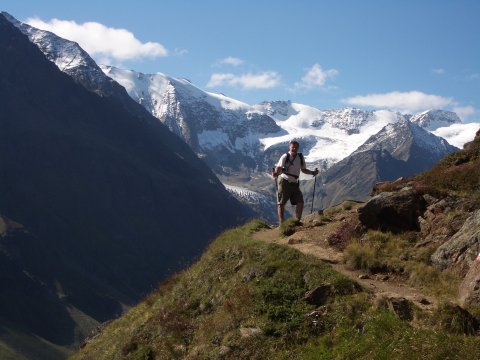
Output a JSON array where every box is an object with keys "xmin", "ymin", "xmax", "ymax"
[{"xmin": 198, "ymin": 130, "xmax": 231, "ymax": 149}]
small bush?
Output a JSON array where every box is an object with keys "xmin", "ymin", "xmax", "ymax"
[
  {"xmin": 343, "ymin": 242, "xmax": 380, "ymax": 271},
  {"xmin": 406, "ymin": 262, "xmax": 459, "ymax": 299},
  {"xmin": 432, "ymin": 303, "xmax": 479, "ymax": 335},
  {"xmin": 343, "ymin": 231, "xmax": 410, "ymax": 273},
  {"xmin": 342, "ymin": 201, "xmax": 355, "ymax": 210},
  {"xmin": 324, "ymin": 206, "xmax": 342, "ymax": 217},
  {"xmin": 280, "ymin": 218, "xmax": 301, "ymax": 236}
]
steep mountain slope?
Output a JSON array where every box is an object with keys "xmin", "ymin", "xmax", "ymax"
[
  {"xmin": 0, "ymin": 14, "xmax": 250, "ymax": 359},
  {"xmin": 72, "ymin": 219, "xmax": 480, "ymax": 360},
  {"xmin": 310, "ymin": 120, "xmax": 458, "ymax": 209}
]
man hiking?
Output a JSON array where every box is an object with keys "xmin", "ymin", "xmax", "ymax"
[{"xmin": 272, "ymin": 140, "xmax": 319, "ymax": 224}]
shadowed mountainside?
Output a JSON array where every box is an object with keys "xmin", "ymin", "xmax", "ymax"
[{"xmin": 0, "ymin": 14, "xmax": 251, "ymax": 359}]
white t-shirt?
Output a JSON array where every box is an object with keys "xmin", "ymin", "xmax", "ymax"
[{"xmin": 277, "ymin": 152, "xmax": 305, "ymax": 182}]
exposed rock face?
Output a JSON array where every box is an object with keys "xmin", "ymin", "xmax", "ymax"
[
  {"xmin": 357, "ymin": 189, "xmax": 428, "ymax": 232},
  {"xmin": 431, "ymin": 210, "xmax": 480, "ymax": 275},
  {"xmin": 417, "ymin": 196, "xmax": 467, "ymax": 247},
  {"xmin": 459, "ymin": 257, "xmax": 480, "ymax": 307}
]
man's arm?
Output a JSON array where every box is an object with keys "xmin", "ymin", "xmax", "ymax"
[
  {"xmin": 272, "ymin": 165, "xmax": 282, "ymax": 177},
  {"xmin": 272, "ymin": 154, "xmax": 287, "ymax": 177},
  {"xmin": 301, "ymin": 168, "xmax": 319, "ymax": 176}
]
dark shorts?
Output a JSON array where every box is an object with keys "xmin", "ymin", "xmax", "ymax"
[{"xmin": 277, "ymin": 177, "xmax": 304, "ymax": 205}]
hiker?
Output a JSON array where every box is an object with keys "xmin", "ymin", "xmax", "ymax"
[{"xmin": 272, "ymin": 140, "xmax": 319, "ymax": 224}]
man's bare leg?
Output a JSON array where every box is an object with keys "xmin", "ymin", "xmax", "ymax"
[
  {"xmin": 278, "ymin": 204, "xmax": 285, "ymax": 225},
  {"xmin": 295, "ymin": 202, "xmax": 304, "ymax": 220}
]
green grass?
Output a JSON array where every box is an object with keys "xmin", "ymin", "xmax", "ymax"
[
  {"xmin": 343, "ymin": 230, "xmax": 461, "ymax": 300},
  {"xmin": 279, "ymin": 218, "xmax": 301, "ymax": 236},
  {"xmin": 301, "ymin": 309, "xmax": 480, "ymax": 360},
  {"xmin": 72, "ymin": 220, "xmax": 480, "ymax": 360}
]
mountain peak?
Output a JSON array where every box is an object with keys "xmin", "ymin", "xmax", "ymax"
[
  {"xmin": 355, "ymin": 119, "xmax": 457, "ymax": 160},
  {"xmin": 410, "ymin": 109, "xmax": 462, "ymax": 130}
]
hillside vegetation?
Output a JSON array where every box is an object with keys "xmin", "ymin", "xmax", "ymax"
[
  {"xmin": 73, "ymin": 219, "xmax": 480, "ymax": 359},
  {"xmin": 73, "ymin": 129, "xmax": 480, "ymax": 359}
]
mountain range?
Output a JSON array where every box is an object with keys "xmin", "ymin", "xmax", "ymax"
[{"xmin": 5, "ymin": 11, "xmax": 468, "ymax": 223}]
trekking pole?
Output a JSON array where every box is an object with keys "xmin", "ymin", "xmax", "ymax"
[
  {"xmin": 311, "ymin": 168, "xmax": 318, "ymax": 214},
  {"xmin": 272, "ymin": 167, "xmax": 278, "ymax": 192}
]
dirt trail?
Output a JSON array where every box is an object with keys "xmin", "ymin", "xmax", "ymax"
[{"xmin": 252, "ymin": 209, "xmax": 437, "ymax": 311}]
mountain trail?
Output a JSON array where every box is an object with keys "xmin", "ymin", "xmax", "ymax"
[{"xmin": 252, "ymin": 208, "xmax": 438, "ymax": 312}]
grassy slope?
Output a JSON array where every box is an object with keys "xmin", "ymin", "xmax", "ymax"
[{"xmin": 72, "ymin": 221, "xmax": 480, "ymax": 360}]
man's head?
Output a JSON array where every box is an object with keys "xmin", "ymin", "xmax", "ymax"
[{"xmin": 289, "ymin": 140, "xmax": 299, "ymax": 154}]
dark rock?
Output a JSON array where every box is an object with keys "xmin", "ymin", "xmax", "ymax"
[
  {"xmin": 358, "ymin": 189, "xmax": 428, "ymax": 232},
  {"xmin": 387, "ymin": 297, "xmax": 414, "ymax": 321},
  {"xmin": 431, "ymin": 210, "xmax": 480, "ymax": 275},
  {"xmin": 304, "ymin": 284, "xmax": 332, "ymax": 306},
  {"xmin": 419, "ymin": 298, "xmax": 431, "ymax": 305}
]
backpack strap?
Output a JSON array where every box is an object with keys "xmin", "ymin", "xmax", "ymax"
[{"xmin": 282, "ymin": 152, "xmax": 305, "ymax": 172}]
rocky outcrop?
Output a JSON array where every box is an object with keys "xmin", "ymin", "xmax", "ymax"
[
  {"xmin": 417, "ymin": 196, "xmax": 468, "ymax": 247},
  {"xmin": 431, "ymin": 210, "xmax": 480, "ymax": 275},
  {"xmin": 459, "ymin": 256, "xmax": 480, "ymax": 307},
  {"xmin": 357, "ymin": 188, "xmax": 427, "ymax": 232},
  {"xmin": 304, "ymin": 284, "xmax": 332, "ymax": 306}
]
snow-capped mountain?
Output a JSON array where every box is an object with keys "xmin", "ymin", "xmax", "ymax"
[
  {"xmin": 6, "ymin": 12, "xmax": 468, "ymax": 170},
  {"xmin": 3, "ymin": 11, "xmax": 152, "ymax": 122},
  {"xmin": 410, "ymin": 109, "xmax": 462, "ymax": 130},
  {"xmin": 100, "ymin": 65, "xmax": 282, "ymax": 160},
  {"xmin": 5, "ymin": 11, "xmax": 105, "ymax": 90},
  {"xmin": 306, "ymin": 120, "xmax": 459, "ymax": 210},
  {"xmin": 354, "ymin": 119, "xmax": 456, "ymax": 159}
]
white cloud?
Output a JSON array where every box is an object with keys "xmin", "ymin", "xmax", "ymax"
[
  {"xmin": 25, "ymin": 17, "xmax": 168, "ymax": 62},
  {"xmin": 432, "ymin": 68, "xmax": 446, "ymax": 75},
  {"xmin": 174, "ymin": 48, "xmax": 188, "ymax": 57},
  {"xmin": 207, "ymin": 72, "xmax": 280, "ymax": 89},
  {"xmin": 433, "ymin": 123, "xmax": 480, "ymax": 148},
  {"xmin": 219, "ymin": 56, "xmax": 244, "ymax": 66},
  {"xmin": 343, "ymin": 91, "xmax": 454, "ymax": 114},
  {"xmin": 453, "ymin": 105, "xmax": 476, "ymax": 120},
  {"xmin": 294, "ymin": 63, "xmax": 338, "ymax": 90}
]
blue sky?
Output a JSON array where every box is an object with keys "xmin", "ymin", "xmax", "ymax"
[{"xmin": 3, "ymin": 0, "xmax": 480, "ymax": 121}]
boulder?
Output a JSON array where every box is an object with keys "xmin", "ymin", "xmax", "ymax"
[
  {"xmin": 459, "ymin": 255, "xmax": 480, "ymax": 307},
  {"xmin": 387, "ymin": 297, "xmax": 414, "ymax": 321},
  {"xmin": 358, "ymin": 189, "xmax": 427, "ymax": 232},
  {"xmin": 376, "ymin": 296, "xmax": 414, "ymax": 321},
  {"xmin": 304, "ymin": 284, "xmax": 332, "ymax": 306},
  {"xmin": 431, "ymin": 210, "xmax": 480, "ymax": 275}
]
